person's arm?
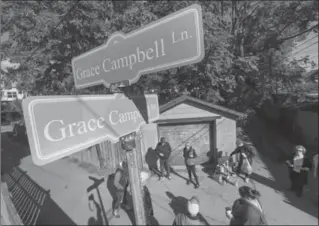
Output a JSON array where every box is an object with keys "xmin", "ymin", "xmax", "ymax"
[
  {"xmin": 183, "ymin": 148, "xmax": 187, "ymax": 158},
  {"xmin": 167, "ymin": 143, "xmax": 172, "ymax": 157},
  {"xmin": 230, "ymin": 147, "xmax": 240, "ymax": 156},
  {"xmin": 193, "ymin": 148, "xmax": 198, "ymax": 158},
  {"xmin": 286, "ymin": 154, "xmax": 294, "ymax": 167},
  {"xmin": 114, "ymin": 171, "xmax": 124, "ymax": 190},
  {"xmin": 155, "ymin": 144, "xmax": 163, "ymax": 157},
  {"xmin": 302, "ymin": 157, "xmax": 312, "ymax": 171}
]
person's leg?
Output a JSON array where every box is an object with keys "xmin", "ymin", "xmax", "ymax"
[
  {"xmin": 121, "ymin": 183, "xmax": 129, "ymax": 206},
  {"xmin": 236, "ymin": 158, "xmax": 243, "ymax": 175},
  {"xmin": 244, "ymin": 172, "xmax": 251, "ymax": 183},
  {"xmin": 290, "ymin": 171, "xmax": 297, "ymax": 191},
  {"xmin": 191, "ymin": 165, "xmax": 199, "ymax": 188},
  {"xmin": 159, "ymin": 159, "xmax": 165, "ymax": 180},
  {"xmin": 295, "ymin": 173, "xmax": 304, "ymax": 197},
  {"xmin": 186, "ymin": 165, "xmax": 193, "ymax": 185},
  {"xmin": 164, "ymin": 159, "xmax": 171, "ymax": 179},
  {"xmin": 113, "ymin": 190, "xmax": 124, "ymax": 217}
]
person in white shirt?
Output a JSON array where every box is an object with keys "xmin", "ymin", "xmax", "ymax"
[{"xmin": 286, "ymin": 145, "xmax": 312, "ymax": 197}]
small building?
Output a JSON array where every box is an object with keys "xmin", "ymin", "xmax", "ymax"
[{"xmin": 140, "ymin": 95, "xmax": 243, "ymax": 167}]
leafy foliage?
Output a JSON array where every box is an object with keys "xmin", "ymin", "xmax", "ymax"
[{"xmin": 1, "ymin": 0, "xmax": 318, "ymax": 109}]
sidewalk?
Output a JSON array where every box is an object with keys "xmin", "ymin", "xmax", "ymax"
[{"xmin": 7, "ymin": 153, "xmax": 318, "ymax": 225}]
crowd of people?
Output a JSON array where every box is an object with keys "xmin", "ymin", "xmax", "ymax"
[{"xmin": 110, "ymin": 137, "xmax": 318, "ymax": 225}]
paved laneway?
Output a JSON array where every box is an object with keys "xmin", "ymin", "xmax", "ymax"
[
  {"xmin": 1, "ymin": 129, "xmax": 318, "ymax": 225},
  {"xmin": 2, "ymin": 155, "xmax": 318, "ymax": 225}
]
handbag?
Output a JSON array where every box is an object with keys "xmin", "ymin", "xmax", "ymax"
[{"xmin": 241, "ymin": 158, "xmax": 253, "ymax": 175}]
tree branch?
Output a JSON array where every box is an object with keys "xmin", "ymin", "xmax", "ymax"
[{"xmin": 279, "ymin": 23, "xmax": 319, "ymax": 42}]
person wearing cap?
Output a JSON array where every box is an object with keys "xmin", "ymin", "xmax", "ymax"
[
  {"xmin": 112, "ymin": 160, "xmax": 130, "ymax": 218},
  {"xmin": 173, "ymin": 196, "xmax": 206, "ymax": 225},
  {"xmin": 183, "ymin": 142, "xmax": 200, "ymax": 188},
  {"xmin": 286, "ymin": 145, "xmax": 312, "ymax": 197},
  {"xmin": 155, "ymin": 137, "xmax": 172, "ymax": 181},
  {"xmin": 230, "ymin": 140, "xmax": 254, "ymax": 183}
]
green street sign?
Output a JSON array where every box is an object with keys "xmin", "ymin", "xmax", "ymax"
[
  {"xmin": 22, "ymin": 94, "xmax": 159, "ymax": 166},
  {"xmin": 72, "ymin": 4, "xmax": 204, "ymax": 89}
]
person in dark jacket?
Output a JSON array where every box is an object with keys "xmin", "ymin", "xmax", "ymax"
[
  {"xmin": 183, "ymin": 142, "xmax": 199, "ymax": 188},
  {"xmin": 230, "ymin": 140, "xmax": 254, "ymax": 183},
  {"xmin": 112, "ymin": 160, "xmax": 130, "ymax": 218},
  {"xmin": 226, "ymin": 186, "xmax": 267, "ymax": 225},
  {"xmin": 286, "ymin": 145, "xmax": 312, "ymax": 197},
  {"xmin": 155, "ymin": 137, "xmax": 172, "ymax": 181}
]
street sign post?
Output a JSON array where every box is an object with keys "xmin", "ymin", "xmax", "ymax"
[
  {"xmin": 68, "ymin": 4, "xmax": 205, "ymax": 225},
  {"xmin": 22, "ymin": 94, "xmax": 159, "ymax": 166},
  {"xmin": 72, "ymin": 4, "xmax": 204, "ymax": 89}
]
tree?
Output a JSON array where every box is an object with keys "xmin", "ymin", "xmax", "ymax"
[{"xmin": 1, "ymin": 0, "xmax": 318, "ymax": 110}]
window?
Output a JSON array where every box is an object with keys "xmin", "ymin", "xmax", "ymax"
[
  {"xmin": 7, "ymin": 92, "xmax": 12, "ymax": 98},
  {"xmin": 12, "ymin": 92, "xmax": 17, "ymax": 98}
]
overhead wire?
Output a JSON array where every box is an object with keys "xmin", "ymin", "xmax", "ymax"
[
  {"xmin": 292, "ymin": 40, "xmax": 318, "ymax": 56},
  {"xmin": 295, "ymin": 34, "xmax": 318, "ymax": 48}
]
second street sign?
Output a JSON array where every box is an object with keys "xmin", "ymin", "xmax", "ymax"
[
  {"xmin": 22, "ymin": 94, "xmax": 159, "ymax": 166},
  {"xmin": 72, "ymin": 4, "xmax": 204, "ymax": 89}
]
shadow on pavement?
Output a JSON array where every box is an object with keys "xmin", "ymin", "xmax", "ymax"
[
  {"xmin": 244, "ymin": 116, "xmax": 318, "ymax": 218},
  {"xmin": 166, "ymin": 191, "xmax": 188, "ymax": 215},
  {"xmin": 1, "ymin": 166, "xmax": 76, "ymax": 225},
  {"xmin": 87, "ymin": 176, "xmax": 109, "ymax": 225},
  {"xmin": 166, "ymin": 191, "xmax": 210, "ymax": 225},
  {"xmin": 145, "ymin": 147, "xmax": 159, "ymax": 172},
  {"xmin": 87, "ymin": 194, "xmax": 104, "ymax": 225},
  {"xmin": 170, "ymin": 167, "xmax": 189, "ymax": 184}
]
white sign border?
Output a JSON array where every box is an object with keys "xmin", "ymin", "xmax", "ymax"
[
  {"xmin": 72, "ymin": 4, "xmax": 204, "ymax": 89},
  {"xmin": 25, "ymin": 94, "xmax": 159, "ymax": 165}
]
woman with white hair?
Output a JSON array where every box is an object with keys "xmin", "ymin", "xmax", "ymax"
[{"xmin": 286, "ymin": 145, "xmax": 312, "ymax": 197}]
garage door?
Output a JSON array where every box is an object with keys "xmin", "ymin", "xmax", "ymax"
[{"xmin": 158, "ymin": 123, "xmax": 212, "ymax": 166}]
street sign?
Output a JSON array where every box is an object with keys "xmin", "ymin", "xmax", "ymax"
[
  {"xmin": 72, "ymin": 4, "xmax": 204, "ymax": 89},
  {"xmin": 22, "ymin": 94, "xmax": 159, "ymax": 166}
]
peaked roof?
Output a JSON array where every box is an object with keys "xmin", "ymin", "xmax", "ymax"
[{"xmin": 160, "ymin": 95, "xmax": 244, "ymax": 119}]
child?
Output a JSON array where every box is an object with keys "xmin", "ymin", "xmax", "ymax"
[{"xmin": 217, "ymin": 157, "xmax": 238, "ymax": 187}]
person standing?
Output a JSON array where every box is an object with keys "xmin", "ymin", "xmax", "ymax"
[
  {"xmin": 155, "ymin": 137, "xmax": 172, "ymax": 181},
  {"xmin": 230, "ymin": 140, "xmax": 254, "ymax": 183},
  {"xmin": 183, "ymin": 142, "xmax": 200, "ymax": 188},
  {"xmin": 112, "ymin": 160, "xmax": 130, "ymax": 218},
  {"xmin": 226, "ymin": 186, "xmax": 268, "ymax": 225},
  {"xmin": 286, "ymin": 145, "xmax": 312, "ymax": 197},
  {"xmin": 173, "ymin": 196, "xmax": 206, "ymax": 225}
]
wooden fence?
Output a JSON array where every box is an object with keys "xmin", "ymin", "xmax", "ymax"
[{"xmin": 67, "ymin": 131, "xmax": 145, "ymax": 175}]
